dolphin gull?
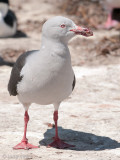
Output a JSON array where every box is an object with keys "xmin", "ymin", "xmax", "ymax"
[{"xmin": 8, "ymin": 16, "xmax": 93, "ymax": 149}]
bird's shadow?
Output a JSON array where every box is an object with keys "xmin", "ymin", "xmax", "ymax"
[
  {"xmin": 39, "ymin": 126, "xmax": 120, "ymax": 151},
  {"xmin": 12, "ymin": 30, "xmax": 27, "ymax": 38},
  {"xmin": 0, "ymin": 56, "xmax": 14, "ymax": 67},
  {"xmin": 0, "ymin": 30, "xmax": 27, "ymax": 39}
]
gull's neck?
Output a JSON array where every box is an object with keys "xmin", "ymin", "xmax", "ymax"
[
  {"xmin": 41, "ymin": 36, "xmax": 68, "ymax": 48},
  {"xmin": 41, "ymin": 36, "xmax": 71, "ymax": 59}
]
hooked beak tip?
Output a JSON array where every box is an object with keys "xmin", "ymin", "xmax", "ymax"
[{"xmin": 70, "ymin": 26, "xmax": 93, "ymax": 37}]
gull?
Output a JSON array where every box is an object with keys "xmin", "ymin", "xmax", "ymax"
[{"xmin": 8, "ymin": 16, "xmax": 93, "ymax": 149}]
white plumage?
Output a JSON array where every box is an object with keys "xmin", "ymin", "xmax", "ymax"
[{"xmin": 17, "ymin": 44, "xmax": 74, "ymax": 106}]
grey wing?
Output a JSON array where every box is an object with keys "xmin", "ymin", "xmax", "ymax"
[{"xmin": 8, "ymin": 50, "xmax": 38, "ymax": 96}]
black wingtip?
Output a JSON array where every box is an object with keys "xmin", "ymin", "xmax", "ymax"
[{"xmin": 72, "ymin": 75, "xmax": 76, "ymax": 91}]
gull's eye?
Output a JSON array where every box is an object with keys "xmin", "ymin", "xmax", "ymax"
[{"xmin": 60, "ymin": 24, "xmax": 66, "ymax": 28}]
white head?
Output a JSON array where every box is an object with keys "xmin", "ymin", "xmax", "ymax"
[
  {"xmin": 42, "ymin": 16, "xmax": 93, "ymax": 43},
  {"xmin": 0, "ymin": 0, "xmax": 9, "ymax": 17}
]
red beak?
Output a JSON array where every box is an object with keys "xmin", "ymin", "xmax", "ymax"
[{"xmin": 70, "ymin": 26, "xmax": 93, "ymax": 37}]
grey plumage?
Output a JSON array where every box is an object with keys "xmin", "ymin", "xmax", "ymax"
[
  {"xmin": 7, "ymin": 16, "xmax": 93, "ymax": 150},
  {"xmin": 8, "ymin": 50, "xmax": 38, "ymax": 96},
  {"xmin": 8, "ymin": 49, "xmax": 76, "ymax": 96}
]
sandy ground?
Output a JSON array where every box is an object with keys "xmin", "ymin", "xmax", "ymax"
[
  {"xmin": 0, "ymin": 65, "xmax": 120, "ymax": 160},
  {"xmin": 0, "ymin": 0, "xmax": 120, "ymax": 160}
]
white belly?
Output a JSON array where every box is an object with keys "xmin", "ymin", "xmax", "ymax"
[
  {"xmin": 17, "ymin": 51, "xmax": 74, "ymax": 105},
  {"xmin": 0, "ymin": 17, "xmax": 16, "ymax": 37}
]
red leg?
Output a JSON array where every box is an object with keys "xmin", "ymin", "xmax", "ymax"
[
  {"xmin": 47, "ymin": 111, "xmax": 75, "ymax": 149},
  {"xmin": 13, "ymin": 111, "xmax": 38, "ymax": 150},
  {"xmin": 104, "ymin": 13, "xmax": 118, "ymax": 29}
]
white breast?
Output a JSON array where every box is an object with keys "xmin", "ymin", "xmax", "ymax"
[{"xmin": 17, "ymin": 47, "xmax": 74, "ymax": 105}]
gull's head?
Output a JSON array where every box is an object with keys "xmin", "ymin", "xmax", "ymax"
[
  {"xmin": 0, "ymin": 0, "xmax": 9, "ymax": 17},
  {"xmin": 42, "ymin": 16, "xmax": 93, "ymax": 43}
]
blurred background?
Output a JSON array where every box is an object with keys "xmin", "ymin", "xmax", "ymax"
[
  {"xmin": 0, "ymin": 0, "xmax": 120, "ymax": 66},
  {"xmin": 0, "ymin": 0, "xmax": 120, "ymax": 159}
]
